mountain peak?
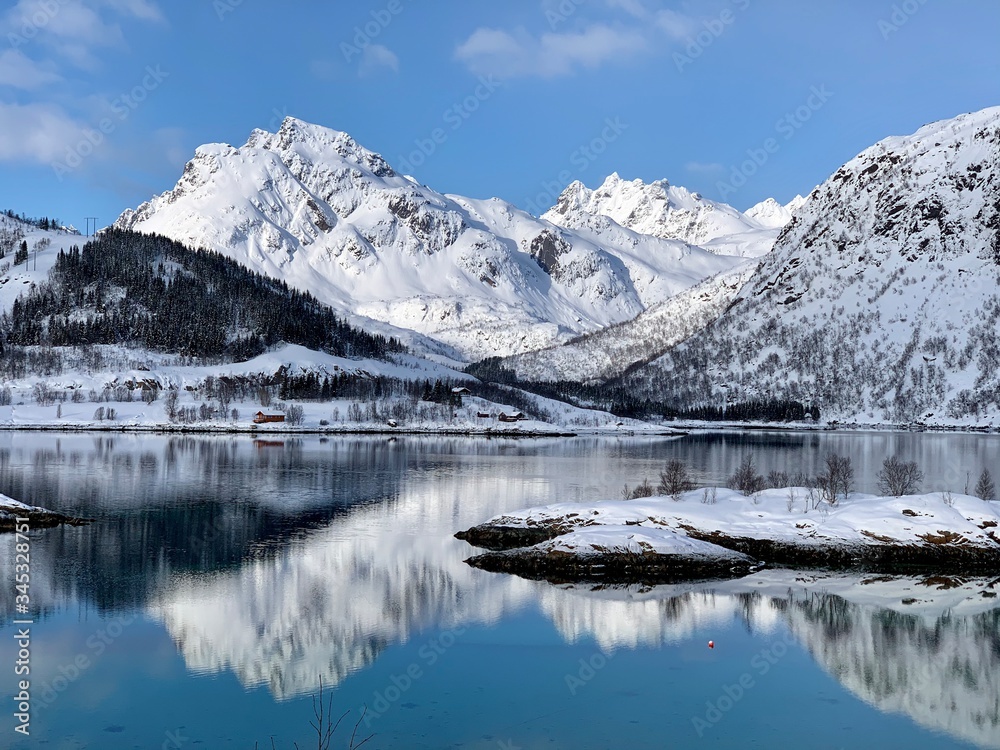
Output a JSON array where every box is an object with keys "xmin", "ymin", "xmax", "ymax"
[
  {"xmin": 745, "ymin": 196, "xmax": 806, "ymax": 230},
  {"xmin": 242, "ymin": 117, "xmax": 395, "ymax": 178},
  {"xmin": 545, "ymin": 173, "xmax": 771, "ymax": 252}
]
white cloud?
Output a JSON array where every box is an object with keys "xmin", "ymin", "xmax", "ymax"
[
  {"xmin": 100, "ymin": 0, "xmax": 165, "ymax": 23},
  {"xmin": 310, "ymin": 58, "xmax": 339, "ymax": 81},
  {"xmin": 605, "ymin": 0, "xmax": 649, "ymax": 19},
  {"xmin": 455, "ymin": 1, "xmax": 703, "ymax": 79},
  {"xmin": 0, "ymin": 102, "xmax": 84, "ymax": 163},
  {"xmin": 359, "ymin": 44, "xmax": 399, "ymax": 77},
  {"xmin": 685, "ymin": 161, "xmax": 725, "ymax": 175},
  {"xmin": 2, "ymin": 0, "xmax": 164, "ymax": 68},
  {"xmin": 0, "ymin": 48, "xmax": 61, "ymax": 89},
  {"xmin": 0, "ymin": 2, "xmax": 165, "ymax": 166},
  {"xmin": 455, "ymin": 24, "xmax": 647, "ymax": 79},
  {"xmin": 655, "ymin": 9, "xmax": 698, "ymax": 41}
]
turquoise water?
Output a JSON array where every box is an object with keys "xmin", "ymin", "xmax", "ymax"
[{"xmin": 2, "ymin": 432, "xmax": 999, "ymax": 749}]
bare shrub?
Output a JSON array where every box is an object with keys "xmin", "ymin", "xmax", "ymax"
[
  {"xmin": 876, "ymin": 456, "xmax": 923, "ymax": 497},
  {"xmin": 729, "ymin": 454, "xmax": 765, "ymax": 496},
  {"xmin": 976, "ymin": 469, "xmax": 996, "ymax": 502},
  {"xmin": 658, "ymin": 459, "xmax": 695, "ymax": 500},
  {"xmin": 254, "ymin": 678, "xmax": 372, "ymax": 750},
  {"xmin": 766, "ymin": 470, "xmax": 790, "ymax": 489},
  {"xmin": 807, "ymin": 485, "xmax": 822, "ymax": 510},
  {"xmin": 623, "ymin": 479, "xmax": 655, "ymax": 500},
  {"xmin": 818, "ymin": 454, "xmax": 854, "ymax": 505},
  {"xmin": 790, "ymin": 472, "xmax": 813, "ymax": 488}
]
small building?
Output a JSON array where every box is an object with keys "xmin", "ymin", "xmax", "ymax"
[
  {"xmin": 254, "ymin": 411, "xmax": 286, "ymax": 424},
  {"xmin": 477, "ymin": 411, "xmax": 491, "ymax": 419},
  {"xmin": 498, "ymin": 411, "xmax": 525, "ymax": 423},
  {"xmin": 451, "ymin": 387, "xmax": 472, "ymax": 395},
  {"xmin": 387, "ymin": 419, "xmax": 398, "ymax": 428}
]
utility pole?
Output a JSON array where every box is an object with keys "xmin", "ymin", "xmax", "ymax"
[{"xmin": 85, "ymin": 217, "xmax": 98, "ymax": 237}]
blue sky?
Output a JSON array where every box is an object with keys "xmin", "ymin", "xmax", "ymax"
[{"xmin": 1, "ymin": 0, "xmax": 998, "ymax": 230}]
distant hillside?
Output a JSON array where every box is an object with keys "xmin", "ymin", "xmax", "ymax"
[
  {"xmin": 1, "ymin": 229, "xmax": 404, "ymax": 361},
  {"xmin": 473, "ymin": 263, "xmax": 756, "ymax": 385}
]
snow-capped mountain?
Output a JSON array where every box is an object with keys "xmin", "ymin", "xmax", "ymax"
[
  {"xmin": 482, "ymin": 184, "xmax": 804, "ymax": 383},
  {"xmin": 745, "ymin": 195, "xmax": 808, "ymax": 229},
  {"xmin": 625, "ymin": 106, "xmax": 1000, "ymax": 424},
  {"xmin": 543, "ymin": 173, "xmax": 794, "ymax": 257},
  {"xmin": 115, "ymin": 118, "xmax": 745, "ymax": 362}
]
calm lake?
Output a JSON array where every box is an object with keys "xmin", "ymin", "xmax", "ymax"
[{"xmin": 2, "ymin": 430, "xmax": 1000, "ymax": 749}]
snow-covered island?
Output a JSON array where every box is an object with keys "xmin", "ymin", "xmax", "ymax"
[
  {"xmin": 0, "ymin": 493, "xmax": 90, "ymax": 532},
  {"xmin": 457, "ymin": 488, "xmax": 1000, "ymax": 582}
]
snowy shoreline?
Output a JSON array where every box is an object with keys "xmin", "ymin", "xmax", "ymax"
[
  {"xmin": 458, "ymin": 488, "xmax": 1000, "ymax": 582},
  {"xmin": 0, "ymin": 421, "xmax": 689, "ymax": 439},
  {"xmin": 2, "ymin": 416, "xmax": 998, "ymax": 437}
]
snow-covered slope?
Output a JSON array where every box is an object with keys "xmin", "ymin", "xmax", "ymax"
[
  {"xmin": 626, "ymin": 106, "xmax": 1000, "ymax": 424},
  {"xmin": 490, "ymin": 262, "xmax": 756, "ymax": 384},
  {"xmin": 0, "ymin": 215, "xmax": 80, "ymax": 315},
  {"xmin": 115, "ymin": 119, "xmax": 744, "ymax": 362},
  {"xmin": 543, "ymin": 172, "xmax": 789, "ymax": 257}
]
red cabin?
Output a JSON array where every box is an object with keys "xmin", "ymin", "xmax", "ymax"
[{"xmin": 253, "ymin": 411, "xmax": 286, "ymax": 424}]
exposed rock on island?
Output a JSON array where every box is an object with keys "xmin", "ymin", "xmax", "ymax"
[{"xmin": 0, "ymin": 493, "xmax": 91, "ymax": 532}]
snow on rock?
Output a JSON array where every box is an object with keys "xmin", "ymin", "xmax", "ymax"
[
  {"xmin": 114, "ymin": 118, "xmax": 746, "ymax": 362},
  {"xmin": 466, "ymin": 522, "xmax": 756, "ymax": 583},
  {"xmin": 0, "ymin": 492, "xmax": 88, "ymax": 531},
  {"xmin": 537, "ymin": 525, "xmax": 751, "ymax": 559},
  {"xmin": 0, "ymin": 493, "xmax": 37, "ymax": 513}
]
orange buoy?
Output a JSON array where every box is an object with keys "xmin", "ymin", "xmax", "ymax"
[{"xmin": 708, "ymin": 640, "xmax": 715, "ymax": 649}]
